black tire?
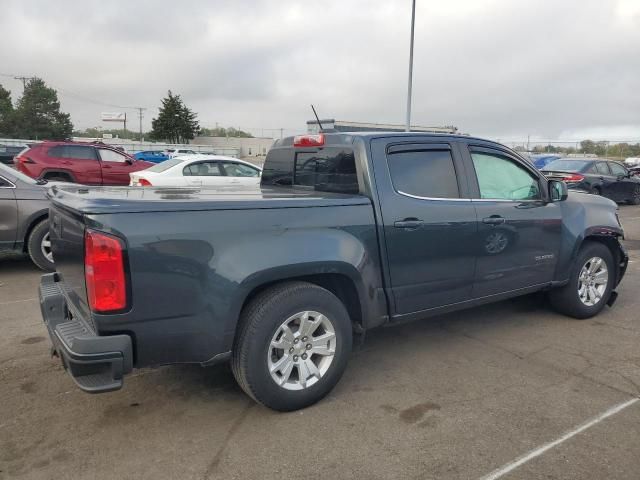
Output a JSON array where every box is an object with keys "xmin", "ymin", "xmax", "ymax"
[
  {"xmin": 231, "ymin": 281, "xmax": 353, "ymax": 411},
  {"xmin": 627, "ymin": 185, "xmax": 640, "ymax": 205},
  {"xmin": 590, "ymin": 186, "xmax": 601, "ymax": 196},
  {"xmin": 548, "ymin": 241, "xmax": 614, "ymax": 319},
  {"xmin": 27, "ymin": 219, "xmax": 54, "ymax": 271},
  {"xmin": 44, "ymin": 173, "xmax": 71, "ymax": 182}
]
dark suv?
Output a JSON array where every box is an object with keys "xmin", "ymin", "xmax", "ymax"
[{"xmin": 14, "ymin": 141, "xmax": 153, "ymax": 185}]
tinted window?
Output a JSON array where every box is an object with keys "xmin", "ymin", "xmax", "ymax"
[
  {"xmin": 471, "ymin": 152, "xmax": 540, "ymax": 200},
  {"xmin": 294, "ymin": 149, "xmax": 358, "ymax": 193},
  {"xmin": 183, "ymin": 161, "xmax": 222, "ymax": 176},
  {"xmin": 595, "ymin": 162, "xmax": 611, "ymax": 175},
  {"xmin": 387, "ymin": 149, "xmax": 459, "ymax": 198},
  {"xmin": 0, "ymin": 175, "xmax": 11, "ymax": 187},
  {"xmin": 543, "ymin": 159, "xmax": 590, "ymax": 172},
  {"xmin": 147, "ymin": 159, "xmax": 183, "ymax": 173},
  {"xmin": 48, "ymin": 145, "xmax": 96, "ymax": 160},
  {"xmin": 610, "ymin": 163, "xmax": 627, "ymax": 176},
  {"xmin": 221, "ymin": 162, "xmax": 260, "ymax": 177},
  {"xmin": 99, "ymin": 148, "xmax": 128, "ymax": 163}
]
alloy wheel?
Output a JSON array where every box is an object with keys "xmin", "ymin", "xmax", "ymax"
[
  {"xmin": 577, "ymin": 256, "xmax": 608, "ymax": 306},
  {"xmin": 267, "ymin": 311, "xmax": 337, "ymax": 391}
]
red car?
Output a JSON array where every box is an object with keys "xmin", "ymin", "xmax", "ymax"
[{"xmin": 14, "ymin": 141, "xmax": 153, "ymax": 185}]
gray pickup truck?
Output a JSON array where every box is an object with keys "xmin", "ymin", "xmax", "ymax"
[{"xmin": 40, "ymin": 132, "xmax": 628, "ymax": 411}]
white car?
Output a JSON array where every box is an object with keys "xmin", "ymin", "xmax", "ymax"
[
  {"xmin": 165, "ymin": 148, "xmax": 198, "ymax": 158},
  {"xmin": 129, "ymin": 155, "xmax": 262, "ymax": 187}
]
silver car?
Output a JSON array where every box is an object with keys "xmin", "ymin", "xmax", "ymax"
[{"xmin": 0, "ymin": 163, "xmax": 54, "ymax": 271}]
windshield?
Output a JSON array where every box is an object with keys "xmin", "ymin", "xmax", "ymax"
[
  {"xmin": 543, "ymin": 159, "xmax": 591, "ymax": 172},
  {"xmin": 145, "ymin": 158, "xmax": 183, "ymax": 173},
  {"xmin": 0, "ymin": 163, "xmax": 40, "ymax": 185}
]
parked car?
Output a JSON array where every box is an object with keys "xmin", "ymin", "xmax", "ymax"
[
  {"xmin": 0, "ymin": 144, "xmax": 28, "ymax": 165},
  {"xmin": 14, "ymin": 141, "xmax": 154, "ymax": 185},
  {"xmin": 133, "ymin": 151, "xmax": 170, "ymax": 163},
  {"xmin": 529, "ymin": 154, "xmax": 563, "ymax": 169},
  {"xmin": 40, "ymin": 132, "xmax": 627, "ymax": 411},
  {"xmin": 165, "ymin": 148, "xmax": 197, "ymax": 157},
  {"xmin": 0, "ymin": 163, "xmax": 56, "ymax": 270},
  {"xmin": 129, "ymin": 155, "xmax": 261, "ymax": 187},
  {"xmin": 542, "ymin": 158, "xmax": 640, "ymax": 204}
]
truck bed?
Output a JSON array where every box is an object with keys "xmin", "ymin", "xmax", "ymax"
[{"xmin": 48, "ymin": 184, "xmax": 370, "ymax": 214}]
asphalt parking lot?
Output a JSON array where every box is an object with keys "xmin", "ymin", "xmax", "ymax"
[{"xmin": 1, "ymin": 208, "xmax": 640, "ymax": 480}]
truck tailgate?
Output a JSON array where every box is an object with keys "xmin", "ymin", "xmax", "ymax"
[{"xmin": 48, "ymin": 202, "xmax": 92, "ymax": 324}]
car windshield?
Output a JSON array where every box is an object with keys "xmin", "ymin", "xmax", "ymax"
[
  {"xmin": 0, "ymin": 163, "xmax": 41, "ymax": 185},
  {"xmin": 145, "ymin": 158, "xmax": 183, "ymax": 172},
  {"xmin": 543, "ymin": 159, "xmax": 591, "ymax": 172}
]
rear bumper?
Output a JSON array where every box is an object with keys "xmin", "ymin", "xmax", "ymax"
[{"xmin": 39, "ymin": 273, "xmax": 133, "ymax": 393}]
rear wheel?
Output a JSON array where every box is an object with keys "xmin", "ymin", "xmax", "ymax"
[
  {"xmin": 27, "ymin": 219, "xmax": 55, "ymax": 271},
  {"xmin": 590, "ymin": 186, "xmax": 601, "ymax": 196},
  {"xmin": 43, "ymin": 172, "xmax": 72, "ymax": 182},
  {"xmin": 232, "ymin": 281, "xmax": 352, "ymax": 411},
  {"xmin": 549, "ymin": 241, "xmax": 614, "ymax": 319}
]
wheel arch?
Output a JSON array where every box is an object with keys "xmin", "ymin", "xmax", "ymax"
[
  {"xmin": 40, "ymin": 169, "xmax": 76, "ymax": 182},
  {"xmin": 224, "ymin": 263, "xmax": 375, "ymax": 353},
  {"xmin": 21, "ymin": 211, "xmax": 49, "ymax": 252},
  {"xmin": 576, "ymin": 231, "xmax": 626, "ymax": 287}
]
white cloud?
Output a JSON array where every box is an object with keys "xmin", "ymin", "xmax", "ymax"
[{"xmin": 0, "ymin": 0, "xmax": 638, "ymax": 141}]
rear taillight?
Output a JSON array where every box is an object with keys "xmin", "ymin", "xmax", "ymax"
[
  {"xmin": 85, "ymin": 230, "xmax": 127, "ymax": 313},
  {"xmin": 563, "ymin": 174, "xmax": 584, "ymax": 182},
  {"xmin": 293, "ymin": 134, "xmax": 325, "ymax": 147},
  {"xmin": 15, "ymin": 155, "xmax": 34, "ymax": 165},
  {"xmin": 138, "ymin": 178, "xmax": 152, "ymax": 187}
]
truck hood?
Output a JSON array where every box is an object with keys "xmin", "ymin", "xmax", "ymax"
[{"xmin": 47, "ymin": 184, "xmax": 370, "ymax": 214}]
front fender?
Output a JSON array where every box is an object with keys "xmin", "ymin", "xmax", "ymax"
[{"xmin": 555, "ymin": 192, "xmax": 624, "ymax": 282}]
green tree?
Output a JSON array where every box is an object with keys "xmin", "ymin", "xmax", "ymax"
[
  {"xmin": 199, "ymin": 126, "xmax": 253, "ymax": 138},
  {"xmin": 73, "ymin": 127, "xmax": 148, "ymax": 141},
  {"xmin": 0, "ymin": 84, "xmax": 14, "ymax": 136},
  {"xmin": 11, "ymin": 78, "xmax": 73, "ymax": 140},
  {"xmin": 150, "ymin": 91, "xmax": 200, "ymax": 144}
]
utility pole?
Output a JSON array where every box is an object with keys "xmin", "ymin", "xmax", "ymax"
[
  {"xmin": 405, "ymin": 0, "xmax": 417, "ymax": 132},
  {"xmin": 136, "ymin": 107, "xmax": 145, "ymax": 142},
  {"xmin": 280, "ymin": 128, "xmax": 284, "ymax": 139},
  {"xmin": 14, "ymin": 76, "xmax": 35, "ymax": 89}
]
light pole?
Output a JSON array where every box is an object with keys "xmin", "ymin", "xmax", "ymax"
[{"xmin": 405, "ymin": 0, "xmax": 417, "ymax": 132}]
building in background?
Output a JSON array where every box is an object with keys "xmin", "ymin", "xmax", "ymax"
[
  {"xmin": 191, "ymin": 136, "xmax": 274, "ymax": 160},
  {"xmin": 306, "ymin": 119, "xmax": 458, "ymax": 134}
]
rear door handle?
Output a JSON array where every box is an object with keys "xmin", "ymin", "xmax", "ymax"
[
  {"xmin": 394, "ymin": 218, "xmax": 424, "ymax": 229},
  {"xmin": 482, "ymin": 216, "xmax": 505, "ymax": 225}
]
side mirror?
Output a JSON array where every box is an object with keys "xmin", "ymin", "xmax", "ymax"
[{"xmin": 549, "ymin": 180, "xmax": 568, "ymax": 202}]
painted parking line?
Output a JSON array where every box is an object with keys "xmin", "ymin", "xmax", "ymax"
[
  {"xmin": 0, "ymin": 297, "xmax": 37, "ymax": 305},
  {"xmin": 478, "ymin": 397, "xmax": 640, "ymax": 480}
]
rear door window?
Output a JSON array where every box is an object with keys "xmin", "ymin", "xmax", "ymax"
[
  {"xmin": 49, "ymin": 145, "xmax": 97, "ymax": 160},
  {"xmin": 66, "ymin": 146, "xmax": 96, "ymax": 160},
  {"xmin": 595, "ymin": 162, "xmax": 611, "ymax": 175},
  {"xmin": 387, "ymin": 149, "xmax": 459, "ymax": 198},
  {"xmin": 183, "ymin": 161, "xmax": 222, "ymax": 176}
]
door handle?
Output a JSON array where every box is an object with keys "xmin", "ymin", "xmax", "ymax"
[
  {"xmin": 482, "ymin": 216, "xmax": 505, "ymax": 225},
  {"xmin": 394, "ymin": 218, "xmax": 424, "ymax": 229}
]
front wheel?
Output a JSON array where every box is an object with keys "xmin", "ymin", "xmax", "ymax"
[
  {"xmin": 628, "ymin": 185, "xmax": 640, "ymax": 205},
  {"xmin": 232, "ymin": 281, "xmax": 352, "ymax": 411},
  {"xmin": 549, "ymin": 241, "xmax": 614, "ymax": 319}
]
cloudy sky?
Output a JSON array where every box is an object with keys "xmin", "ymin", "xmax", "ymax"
[{"xmin": 0, "ymin": 0, "xmax": 639, "ymax": 142}]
